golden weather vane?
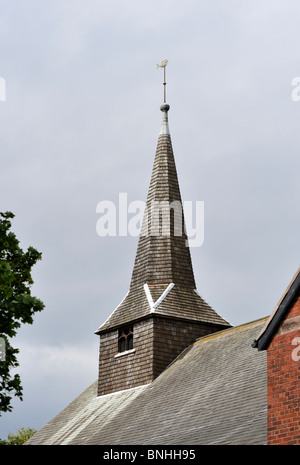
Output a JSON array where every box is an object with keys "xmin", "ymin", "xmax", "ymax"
[{"xmin": 156, "ymin": 59, "xmax": 168, "ymax": 103}]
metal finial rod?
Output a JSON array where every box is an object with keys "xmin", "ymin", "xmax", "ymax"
[
  {"xmin": 163, "ymin": 66, "xmax": 166, "ymax": 103},
  {"xmin": 157, "ymin": 59, "xmax": 168, "ymax": 103}
]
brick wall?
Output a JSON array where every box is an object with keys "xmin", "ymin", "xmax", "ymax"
[
  {"xmin": 98, "ymin": 315, "xmax": 224, "ymax": 396},
  {"xmin": 267, "ymin": 290, "xmax": 300, "ymax": 445}
]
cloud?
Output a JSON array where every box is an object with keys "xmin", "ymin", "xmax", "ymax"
[
  {"xmin": 0, "ymin": 339, "xmax": 98, "ymax": 436},
  {"xmin": 17, "ymin": 340, "xmax": 98, "ymax": 381}
]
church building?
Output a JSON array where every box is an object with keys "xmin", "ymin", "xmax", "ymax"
[{"xmin": 27, "ymin": 74, "xmax": 300, "ymax": 445}]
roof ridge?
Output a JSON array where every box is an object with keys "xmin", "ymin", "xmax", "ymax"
[
  {"xmin": 166, "ymin": 316, "xmax": 269, "ymax": 369},
  {"xmin": 194, "ymin": 316, "xmax": 269, "ymax": 345}
]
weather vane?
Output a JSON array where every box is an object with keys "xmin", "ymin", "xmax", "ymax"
[{"xmin": 157, "ymin": 59, "xmax": 168, "ymax": 103}]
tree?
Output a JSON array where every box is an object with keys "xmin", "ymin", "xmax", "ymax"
[
  {"xmin": 0, "ymin": 426, "xmax": 36, "ymax": 445},
  {"xmin": 0, "ymin": 211, "xmax": 44, "ymax": 415}
]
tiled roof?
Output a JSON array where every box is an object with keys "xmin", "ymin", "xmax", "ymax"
[
  {"xmin": 27, "ymin": 317, "xmax": 268, "ymax": 445},
  {"xmin": 96, "ymin": 106, "xmax": 229, "ymax": 333}
]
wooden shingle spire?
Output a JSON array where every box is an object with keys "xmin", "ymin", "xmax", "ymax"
[
  {"xmin": 96, "ymin": 80, "xmax": 230, "ymax": 395},
  {"xmin": 96, "ymin": 103, "xmax": 229, "ymax": 334},
  {"xmin": 130, "ymin": 103, "xmax": 196, "ymax": 291}
]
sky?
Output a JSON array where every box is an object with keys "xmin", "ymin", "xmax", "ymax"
[{"xmin": 0, "ymin": 0, "xmax": 299, "ymax": 438}]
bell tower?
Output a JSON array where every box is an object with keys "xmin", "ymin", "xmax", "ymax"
[{"xmin": 95, "ymin": 66, "xmax": 230, "ymax": 396}]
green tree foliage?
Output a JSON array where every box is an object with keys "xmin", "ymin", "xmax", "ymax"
[
  {"xmin": 0, "ymin": 211, "xmax": 44, "ymax": 415},
  {"xmin": 0, "ymin": 426, "xmax": 36, "ymax": 445}
]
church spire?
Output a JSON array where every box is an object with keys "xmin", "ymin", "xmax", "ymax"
[
  {"xmin": 96, "ymin": 77, "xmax": 228, "ymax": 334},
  {"xmin": 129, "ymin": 101, "xmax": 196, "ymax": 292},
  {"xmin": 95, "ymin": 71, "xmax": 230, "ymax": 396}
]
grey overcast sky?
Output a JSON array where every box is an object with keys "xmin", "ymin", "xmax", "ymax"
[{"xmin": 0, "ymin": 0, "xmax": 299, "ymax": 438}]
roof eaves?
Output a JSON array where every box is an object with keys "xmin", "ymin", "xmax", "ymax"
[
  {"xmin": 94, "ymin": 291, "xmax": 130, "ymax": 335},
  {"xmin": 252, "ymin": 267, "xmax": 300, "ymax": 351}
]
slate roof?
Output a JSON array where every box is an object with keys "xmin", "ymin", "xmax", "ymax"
[
  {"xmin": 96, "ymin": 105, "xmax": 229, "ymax": 334},
  {"xmin": 27, "ymin": 317, "xmax": 268, "ymax": 445}
]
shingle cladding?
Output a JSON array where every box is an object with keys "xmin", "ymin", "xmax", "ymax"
[
  {"xmin": 130, "ymin": 133, "xmax": 196, "ymax": 290},
  {"xmin": 155, "ymin": 286, "xmax": 228, "ymax": 326},
  {"xmin": 95, "ymin": 104, "xmax": 230, "ymax": 397},
  {"xmin": 98, "ymin": 284, "xmax": 229, "ymax": 334},
  {"xmin": 27, "ymin": 317, "xmax": 268, "ymax": 445},
  {"xmin": 96, "ymin": 116, "xmax": 229, "ymax": 334}
]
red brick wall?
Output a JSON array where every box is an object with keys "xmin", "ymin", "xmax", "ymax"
[{"xmin": 267, "ymin": 290, "xmax": 300, "ymax": 445}]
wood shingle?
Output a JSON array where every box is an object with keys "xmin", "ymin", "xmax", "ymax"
[{"xmin": 96, "ymin": 105, "xmax": 229, "ymax": 335}]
